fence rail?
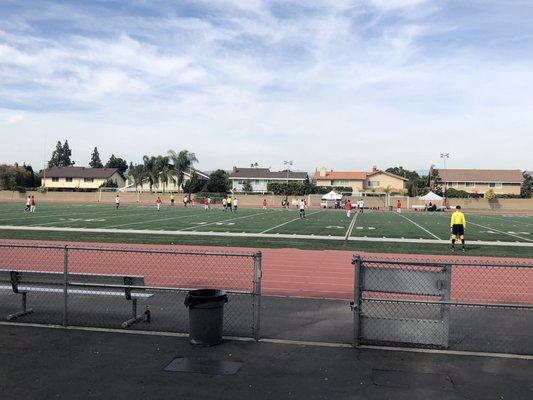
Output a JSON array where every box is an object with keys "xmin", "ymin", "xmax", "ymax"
[{"xmin": 0, "ymin": 243, "xmax": 261, "ymax": 339}]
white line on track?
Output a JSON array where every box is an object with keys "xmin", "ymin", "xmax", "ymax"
[
  {"xmin": 2, "ymin": 225, "xmax": 533, "ymax": 247},
  {"xmin": 468, "ymin": 221, "xmax": 532, "ymax": 242},
  {"xmin": 260, "ymin": 210, "xmax": 323, "ymax": 234},
  {"xmin": 394, "ymin": 212, "xmax": 441, "ymax": 240},
  {"xmin": 180, "ymin": 210, "xmax": 276, "ymax": 231}
]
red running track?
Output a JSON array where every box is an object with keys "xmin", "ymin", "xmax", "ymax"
[{"xmin": 0, "ymin": 240, "xmax": 532, "ymax": 303}]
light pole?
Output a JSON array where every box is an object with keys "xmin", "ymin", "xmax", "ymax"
[
  {"xmin": 284, "ymin": 160, "xmax": 293, "ymax": 184},
  {"xmin": 440, "ymin": 153, "xmax": 449, "ymax": 205}
]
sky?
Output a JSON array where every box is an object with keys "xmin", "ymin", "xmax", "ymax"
[{"xmin": 1, "ymin": 0, "xmax": 532, "ymax": 173}]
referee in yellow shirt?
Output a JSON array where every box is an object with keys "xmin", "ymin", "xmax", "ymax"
[{"xmin": 450, "ymin": 205, "xmax": 466, "ymax": 252}]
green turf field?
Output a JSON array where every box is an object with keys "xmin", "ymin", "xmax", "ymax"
[{"xmin": 0, "ymin": 202, "xmax": 532, "ymax": 257}]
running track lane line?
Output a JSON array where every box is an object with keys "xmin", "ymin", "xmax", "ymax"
[
  {"xmin": 343, "ymin": 212, "xmax": 359, "ymax": 242},
  {"xmin": 468, "ymin": 221, "xmax": 532, "ymax": 242},
  {"xmin": 259, "ymin": 210, "xmax": 323, "ymax": 234},
  {"xmin": 179, "ymin": 209, "xmax": 277, "ymax": 231},
  {"xmin": 394, "ymin": 212, "xmax": 441, "ymax": 240}
]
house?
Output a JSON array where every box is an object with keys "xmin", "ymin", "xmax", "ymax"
[
  {"xmin": 431, "ymin": 169, "xmax": 524, "ymax": 197},
  {"xmin": 126, "ymin": 169, "xmax": 210, "ymax": 192},
  {"xmin": 313, "ymin": 167, "xmax": 407, "ymax": 194},
  {"xmin": 229, "ymin": 167, "xmax": 308, "ymax": 192},
  {"xmin": 42, "ymin": 167, "xmax": 126, "ymax": 191}
]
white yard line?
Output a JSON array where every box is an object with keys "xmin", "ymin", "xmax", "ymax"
[
  {"xmin": 260, "ymin": 210, "xmax": 323, "ymax": 234},
  {"xmin": 102, "ymin": 211, "xmax": 203, "ymax": 228},
  {"xmin": 180, "ymin": 210, "xmax": 276, "ymax": 231},
  {"xmin": 394, "ymin": 212, "xmax": 441, "ymax": 240},
  {"xmin": 2, "ymin": 225, "xmax": 533, "ymax": 248},
  {"xmin": 344, "ymin": 212, "xmax": 359, "ymax": 241},
  {"xmin": 468, "ymin": 221, "xmax": 532, "ymax": 242}
]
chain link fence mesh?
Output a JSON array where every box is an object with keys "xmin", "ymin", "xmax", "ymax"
[
  {"xmin": 0, "ymin": 243, "xmax": 259, "ymax": 339},
  {"xmin": 354, "ymin": 256, "xmax": 533, "ymax": 354}
]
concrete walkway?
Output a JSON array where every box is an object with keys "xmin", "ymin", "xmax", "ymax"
[{"xmin": 1, "ymin": 324, "xmax": 532, "ymax": 400}]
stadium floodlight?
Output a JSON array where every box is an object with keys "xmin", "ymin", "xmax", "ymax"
[
  {"xmin": 284, "ymin": 160, "xmax": 293, "ymax": 184},
  {"xmin": 440, "ymin": 153, "xmax": 450, "ymax": 203}
]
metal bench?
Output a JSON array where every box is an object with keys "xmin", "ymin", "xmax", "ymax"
[{"xmin": 0, "ymin": 269, "xmax": 153, "ymax": 328}]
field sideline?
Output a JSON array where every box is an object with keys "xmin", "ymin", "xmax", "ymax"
[{"xmin": 0, "ymin": 202, "xmax": 532, "ymax": 257}]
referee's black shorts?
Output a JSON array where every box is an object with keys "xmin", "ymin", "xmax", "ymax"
[{"xmin": 452, "ymin": 224, "xmax": 464, "ymax": 236}]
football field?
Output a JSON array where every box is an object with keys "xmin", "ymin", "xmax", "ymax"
[{"xmin": 0, "ymin": 202, "xmax": 532, "ymax": 257}]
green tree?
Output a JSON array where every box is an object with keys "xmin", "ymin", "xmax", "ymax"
[
  {"xmin": 100, "ymin": 179, "xmax": 118, "ymax": 188},
  {"xmin": 105, "ymin": 154, "xmax": 128, "ymax": 174},
  {"xmin": 48, "ymin": 140, "xmax": 75, "ymax": 167},
  {"xmin": 168, "ymin": 150, "xmax": 198, "ymax": 191},
  {"xmin": 142, "ymin": 155, "xmax": 158, "ymax": 192},
  {"xmin": 89, "ymin": 147, "xmax": 104, "ymax": 168},
  {"xmin": 206, "ymin": 169, "xmax": 230, "ymax": 193},
  {"xmin": 242, "ymin": 180, "xmax": 253, "ymax": 192},
  {"xmin": 183, "ymin": 172, "xmax": 204, "ymax": 194},
  {"xmin": 154, "ymin": 155, "xmax": 171, "ymax": 192},
  {"xmin": 128, "ymin": 163, "xmax": 146, "ymax": 190},
  {"xmin": 521, "ymin": 172, "xmax": 533, "ymax": 198},
  {"xmin": 386, "ymin": 166, "xmax": 428, "ymax": 197}
]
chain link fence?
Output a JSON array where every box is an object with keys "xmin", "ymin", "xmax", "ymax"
[
  {"xmin": 353, "ymin": 256, "xmax": 533, "ymax": 354},
  {"xmin": 0, "ymin": 243, "xmax": 261, "ymax": 339}
]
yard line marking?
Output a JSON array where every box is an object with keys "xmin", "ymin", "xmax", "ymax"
[
  {"xmin": 344, "ymin": 212, "xmax": 359, "ymax": 242},
  {"xmin": 181, "ymin": 210, "xmax": 276, "ymax": 231},
  {"xmin": 468, "ymin": 221, "xmax": 532, "ymax": 242},
  {"xmin": 259, "ymin": 210, "xmax": 323, "ymax": 234},
  {"xmin": 394, "ymin": 212, "xmax": 441, "ymax": 240},
  {"xmin": 2, "ymin": 225, "xmax": 533, "ymax": 247},
  {"xmin": 102, "ymin": 211, "xmax": 204, "ymax": 229}
]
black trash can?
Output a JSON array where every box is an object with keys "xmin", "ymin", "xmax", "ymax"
[{"xmin": 184, "ymin": 289, "xmax": 228, "ymax": 346}]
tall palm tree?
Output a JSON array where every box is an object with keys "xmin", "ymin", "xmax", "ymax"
[
  {"xmin": 128, "ymin": 164, "xmax": 146, "ymax": 190},
  {"xmin": 168, "ymin": 150, "xmax": 198, "ymax": 192},
  {"xmin": 142, "ymin": 155, "xmax": 158, "ymax": 193},
  {"xmin": 155, "ymin": 155, "xmax": 171, "ymax": 193}
]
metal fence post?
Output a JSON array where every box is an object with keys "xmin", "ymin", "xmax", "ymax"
[
  {"xmin": 252, "ymin": 251, "xmax": 262, "ymax": 341},
  {"xmin": 352, "ymin": 255, "xmax": 363, "ymax": 347},
  {"xmin": 63, "ymin": 245, "xmax": 69, "ymax": 327}
]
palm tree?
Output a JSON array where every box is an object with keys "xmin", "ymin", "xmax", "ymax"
[
  {"xmin": 142, "ymin": 155, "xmax": 158, "ymax": 193},
  {"xmin": 155, "ymin": 155, "xmax": 171, "ymax": 193},
  {"xmin": 168, "ymin": 150, "xmax": 198, "ymax": 192},
  {"xmin": 128, "ymin": 164, "xmax": 146, "ymax": 190}
]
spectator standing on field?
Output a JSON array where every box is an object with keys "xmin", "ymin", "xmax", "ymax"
[{"xmin": 115, "ymin": 195, "xmax": 120, "ymax": 210}]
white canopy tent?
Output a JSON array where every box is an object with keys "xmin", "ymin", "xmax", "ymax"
[
  {"xmin": 419, "ymin": 191, "xmax": 443, "ymax": 201},
  {"xmin": 321, "ymin": 190, "xmax": 343, "ymax": 200}
]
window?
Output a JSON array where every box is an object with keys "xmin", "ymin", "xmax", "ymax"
[
  {"xmin": 465, "ymin": 182, "xmax": 475, "ymax": 188},
  {"xmin": 488, "ymin": 182, "xmax": 502, "ymax": 188},
  {"xmin": 66, "ymin": 177, "xmax": 73, "ymax": 182},
  {"xmin": 84, "ymin": 178, "xmax": 94, "ymax": 183},
  {"xmin": 52, "ymin": 177, "xmax": 59, "ymax": 182},
  {"xmin": 446, "ymin": 182, "xmax": 458, "ymax": 188},
  {"xmin": 367, "ymin": 181, "xmax": 380, "ymax": 187},
  {"xmin": 332, "ymin": 180, "xmax": 349, "ymax": 186}
]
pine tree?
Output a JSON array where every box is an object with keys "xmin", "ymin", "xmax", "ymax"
[
  {"xmin": 61, "ymin": 140, "xmax": 75, "ymax": 166},
  {"xmin": 48, "ymin": 141, "xmax": 63, "ymax": 167},
  {"xmin": 89, "ymin": 147, "xmax": 103, "ymax": 168}
]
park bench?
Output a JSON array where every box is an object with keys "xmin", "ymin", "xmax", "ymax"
[{"xmin": 0, "ymin": 269, "xmax": 153, "ymax": 328}]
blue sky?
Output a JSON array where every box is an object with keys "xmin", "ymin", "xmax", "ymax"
[{"xmin": 1, "ymin": 0, "xmax": 532, "ymax": 172}]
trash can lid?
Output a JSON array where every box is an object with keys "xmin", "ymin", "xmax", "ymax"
[{"xmin": 184, "ymin": 289, "xmax": 228, "ymax": 307}]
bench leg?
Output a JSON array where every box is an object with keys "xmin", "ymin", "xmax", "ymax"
[
  {"xmin": 122, "ymin": 298, "xmax": 142, "ymax": 328},
  {"xmin": 7, "ymin": 292, "xmax": 34, "ymax": 321}
]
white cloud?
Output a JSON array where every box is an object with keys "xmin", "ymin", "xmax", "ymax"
[{"xmin": 6, "ymin": 114, "xmax": 24, "ymax": 124}]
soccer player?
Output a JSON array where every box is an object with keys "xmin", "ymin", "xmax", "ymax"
[
  {"xmin": 233, "ymin": 197, "xmax": 238, "ymax": 211},
  {"xmin": 262, "ymin": 199, "xmax": 267, "ymax": 210},
  {"xmin": 115, "ymin": 194, "xmax": 120, "ymax": 210},
  {"xmin": 170, "ymin": 193, "xmax": 175, "ymax": 206},
  {"xmin": 226, "ymin": 195, "xmax": 233, "ymax": 212},
  {"xmin": 207, "ymin": 196, "xmax": 212, "ymax": 209},
  {"xmin": 450, "ymin": 205, "xmax": 467, "ymax": 252},
  {"xmin": 222, "ymin": 197, "xmax": 227, "ymax": 211},
  {"xmin": 298, "ymin": 199, "xmax": 306, "ymax": 218},
  {"xmin": 156, "ymin": 196, "xmax": 162, "ymax": 211},
  {"xmin": 30, "ymin": 195, "xmax": 36, "ymax": 213},
  {"xmin": 396, "ymin": 199, "xmax": 402, "ymax": 213},
  {"xmin": 25, "ymin": 195, "xmax": 31, "ymax": 211},
  {"xmin": 203, "ymin": 196, "xmax": 209, "ymax": 211},
  {"xmin": 345, "ymin": 199, "xmax": 352, "ymax": 218},
  {"xmin": 358, "ymin": 199, "xmax": 364, "ymax": 214},
  {"xmin": 183, "ymin": 195, "xmax": 188, "ymax": 207}
]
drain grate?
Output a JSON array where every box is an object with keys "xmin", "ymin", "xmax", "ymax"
[{"xmin": 164, "ymin": 358, "xmax": 242, "ymax": 375}]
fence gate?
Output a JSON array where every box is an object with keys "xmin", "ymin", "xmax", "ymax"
[{"xmin": 353, "ymin": 256, "xmax": 451, "ymax": 348}]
